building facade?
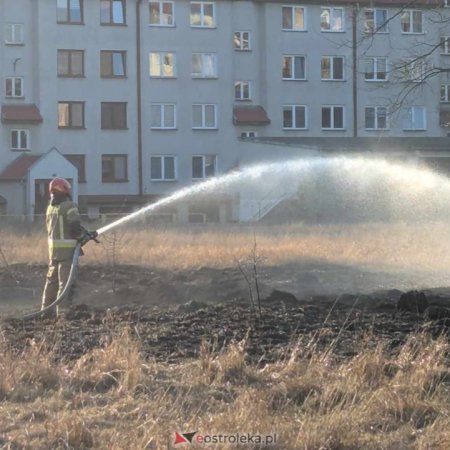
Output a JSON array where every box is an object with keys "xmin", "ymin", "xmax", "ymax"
[{"xmin": 0, "ymin": 0, "xmax": 449, "ymax": 221}]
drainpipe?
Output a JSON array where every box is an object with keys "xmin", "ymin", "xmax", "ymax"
[
  {"xmin": 136, "ymin": 0, "xmax": 144, "ymax": 196},
  {"xmin": 352, "ymin": 6, "xmax": 358, "ymax": 137}
]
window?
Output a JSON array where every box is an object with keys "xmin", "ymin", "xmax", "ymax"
[
  {"xmin": 282, "ymin": 55, "xmax": 306, "ymax": 80},
  {"xmin": 149, "ymin": 1, "xmax": 174, "ymax": 26},
  {"xmin": 321, "ymin": 56, "xmax": 344, "ymax": 80},
  {"xmin": 234, "ymin": 81, "xmax": 251, "ymax": 100},
  {"xmin": 401, "ymin": 58, "xmax": 427, "ymax": 83},
  {"xmin": 441, "ymin": 84, "xmax": 450, "ymax": 102},
  {"xmin": 240, "ymin": 131, "xmax": 257, "ymax": 138},
  {"xmin": 282, "ymin": 6, "xmax": 306, "ymax": 31},
  {"xmin": 400, "ymin": 10, "xmax": 422, "ymax": 33},
  {"xmin": 66, "ymin": 154, "xmax": 86, "ymax": 182},
  {"xmin": 11, "ymin": 129, "xmax": 29, "ymax": 150},
  {"xmin": 151, "ymin": 103, "xmax": 176, "ymax": 128},
  {"xmin": 149, "ymin": 52, "xmax": 176, "ymax": 77},
  {"xmin": 321, "ymin": 106, "xmax": 344, "ymax": 129},
  {"xmin": 365, "ymin": 106, "xmax": 388, "ymax": 130},
  {"xmin": 101, "ymin": 102, "xmax": 127, "ymax": 129},
  {"xmin": 151, "ymin": 156, "xmax": 177, "ymax": 180},
  {"xmin": 5, "ymin": 23, "xmax": 24, "ymax": 44},
  {"xmin": 234, "ymin": 31, "xmax": 250, "ymax": 50},
  {"xmin": 100, "ymin": 0, "xmax": 125, "ymax": 25},
  {"xmin": 190, "ymin": 2, "xmax": 215, "ymax": 28},
  {"xmin": 192, "ymin": 104, "xmax": 217, "ymax": 129},
  {"xmin": 402, "ymin": 106, "xmax": 426, "ymax": 130},
  {"xmin": 5, "ymin": 77, "xmax": 24, "ymax": 98},
  {"xmin": 102, "ymin": 155, "xmax": 128, "ymax": 181},
  {"xmin": 100, "ymin": 51, "xmax": 126, "ymax": 77},
  {"xmin": 365, "ymin": 57, "xmax": 387, "ymax": 81},
  {"xmin": 58, "ymin": 102, "xmax": 85, "ymax": 128},
  {"xmin": 57, "ymin": 0, "xmax": 83, "ymax": 24},
  {"xmin": 283, "ymin": 105, "xmax": 307, "ymax": 129},
  {"xmin": 191, "ymin": 53, "xmax": 217, "ymax": 78},
  {"xmin": 364, "ymin": 9, "xmax": 388, "ymax": 33},
  {"xmin": 192, "ymin": 155, "xmax": 216, "ymax": 179},
  {"xmin": 57, "ymin": 50, "xmax": 84, "ymax": 77},
  {"xmin": 320, "ymin": 7, "xmax": 343, "ymax": 32},
  {"xmin": 441, "ymin": 37, "xmax": 450, "ymax": 55}
]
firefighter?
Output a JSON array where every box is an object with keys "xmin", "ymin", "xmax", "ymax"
[{"xmin": 41, "ymin": 177, "xmax": 96, "ymax": 317}]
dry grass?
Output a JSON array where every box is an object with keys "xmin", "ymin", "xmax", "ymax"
[
  {"xmin": 3, "ymin": 221, "xmax": 450, "ymax": 273},
  {"xmin": 0, "ymin": 329, "xmax": 449, "ymax": 449},
  {"xmin": 2, "ymin": 222, "xmax": 450, "ymax": 447}
]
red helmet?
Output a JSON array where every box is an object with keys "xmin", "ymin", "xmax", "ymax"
[{"xmin": 49, "ymin": 177, "xmax": 71, "ymax": 195}]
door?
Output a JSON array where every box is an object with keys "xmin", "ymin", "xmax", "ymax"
[{"xmin": 34, "ymin": 179, "xmax": 51, "ymax": 216}]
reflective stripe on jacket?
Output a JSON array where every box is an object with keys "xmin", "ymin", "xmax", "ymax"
[{"xmin": 46, "ymin": 200, "xmax": 81, "ymax": 261}]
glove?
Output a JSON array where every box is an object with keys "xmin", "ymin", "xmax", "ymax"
[
  {"xmin": 88, "ymin": 230, "xmax": 99, "ymax": 241},
  {"xmin": 79, "ymin": 230, "xmax": 99, "ymax": 246}
]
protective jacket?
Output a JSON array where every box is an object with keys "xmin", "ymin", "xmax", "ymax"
[{"xmin": 46, "ymin": 195, "xmax": 85, "ymax": 261}]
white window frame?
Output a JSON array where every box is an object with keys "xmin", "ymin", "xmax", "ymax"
[
  {"xmin": 191, "ymin": 53, "xmax": 217, "ymax": 78},
  {"xmin": 321, "ymin": 105, "xmax": 345, "ymax": 130},
  {"xmin": 192, "ymin": 104, "xmax": 217, "ymax": 129},
  {"xmin": 5, "ymin": 77, "xmax": 24, "ymax": 98},
  {"xmin": 400, "ymin": 10, "xmax": 423, "ymax": 34},
  {"xmin": 364, "ymin": 57, "xmax": 388, "ymax": 82},
  {"xmin": 190, "ymin": 2, "xmax": 216, "ymax": 28},
  {"xmin": 234, "ymin": 30, "xmax": 251, "ymax": 51},
  {"xmin": 402, "ymin": 106, "xmax": 426, "ymax": 130},
  {"xmin": 11, "ymin": 129, "xmax": 30, "ymax": 150},
  {"xmin": 283, "ymin": 105, "xmax": 307, "ymax": 130},
  {"xmin": 364, "ymin": 9, "xmax": 388, "ymax": 33},
  {"xmin": 282, "ymin": 55, "xmax": 306, "ymax": 80},
  {"xmin": 149, "ymin": 51, "xmax": 176, "ymax": 78},
  {"xmin": 282, "ymin": 5, "xmax": 306, "ymax": 31},
  {"xmin": 234, "ymin": 81, "xmax": 251, "ymax": 101},
  {"xmin": 441, "ymin": 84, "xmax": 450, "ymax": 102},
  {"xmin": 151, "ymin": 103, "xmax": 176, "ymax": 129},
  {"xmin": 321, "ymin": 56, "xmax": 345, "ymax": 81},
  {"xmin": 441, "ymin": 37, "xmax": 450, "ymax": 55},
  {"xmin": 150, "ymin": 155, "xmax": 177, "ymax": 180},
  {"xmin": 149, "ymin": 1, "xmax": 175, "ymax": 27},
  {"xmin": 192, "ymin": 154, "xmax": 217, "ymax": 179},
  {"xmin": 4, "ymin": 23, "xmax": 24, "ymax": 45},
  {"xmin": 320, "ymin": 7, "xmax": 344, "ymax": 32},
  {"xmin": 364, "ymin": 106, "xmax": 389, "ymax": 130}
]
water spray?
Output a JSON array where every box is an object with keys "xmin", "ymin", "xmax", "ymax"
[{"xmin": 97, "ymin": 155, "xmax": 450, "ymax": 236}]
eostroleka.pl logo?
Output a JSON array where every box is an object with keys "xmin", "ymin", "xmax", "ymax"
[
  {"xmin": 174, "ymin": 431, "xmax": 198, "ymax": 445},
  {"xmin": 174, "ymin": 431, "xmax": 277, "ymax": 446}
]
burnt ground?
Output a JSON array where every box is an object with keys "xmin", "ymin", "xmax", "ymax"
[{"xmin": 1, "ymin": 262, "xmax": 450, "ymax": 363}]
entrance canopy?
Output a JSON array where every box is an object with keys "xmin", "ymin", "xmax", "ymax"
[{"xmin": 0, "ymin": 148, "xmax": 78, "ymax": 219}]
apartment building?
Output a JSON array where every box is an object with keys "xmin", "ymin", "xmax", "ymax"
[{"xmin": 0, "ymin": 0, "xmax": 449, "ymax": 221}]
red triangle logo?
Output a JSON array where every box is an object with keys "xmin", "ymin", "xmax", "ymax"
[{"xmin": 174, "ymin": 432, "xmax": 188, "ymax": 445}]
